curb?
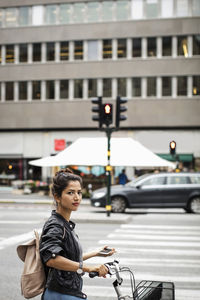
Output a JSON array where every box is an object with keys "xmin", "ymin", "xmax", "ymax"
[
  {"xmin": 0, "ymin": 199, "xmax": 90, "ymax": 205},
  {"xmin": 72, "ymin": 215, "xmax": 132, "ymax": 224}
]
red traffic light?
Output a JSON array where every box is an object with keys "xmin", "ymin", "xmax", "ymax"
[
  {"xmin": 104, "ymin": 104, "xmax": 112, "ymax": 114},
  {"xmin": 170, "ymin": 141, "xmax": 176, "ymax": 150}
]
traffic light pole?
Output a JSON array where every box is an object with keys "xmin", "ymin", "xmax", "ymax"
[{"xmin": 105, "ymin": 128, "xmax": 112, "ymax": 217}]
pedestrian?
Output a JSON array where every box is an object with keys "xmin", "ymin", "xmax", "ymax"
[
  {"xmin": 40, "ymin": 168, "xmax": 116, "ymax": 300},
  {"xmin": 118, "ymin": 169, "xmax": 128, "ymax": 185}
]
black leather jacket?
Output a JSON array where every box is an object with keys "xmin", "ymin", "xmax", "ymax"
[{"xmin": 40, "ymin": 210, "xmax": 87, "ymax": 299}]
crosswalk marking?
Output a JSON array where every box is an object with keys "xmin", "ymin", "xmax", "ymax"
[
  {"xmin": 98, "ymin": 239, "xmax": 200, "ymax": 247},
  {"xmin": 108, "ymin": 233, "xmax": 200, "ymax": 241}
]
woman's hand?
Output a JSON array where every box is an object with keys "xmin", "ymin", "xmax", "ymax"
[
  {"xmin": 97, "ymin": 246, "xmax": 116, "ymax": 257},
  {"xmin": 86, "ymin": 264, "xmax": 108, "ymax": 278}
]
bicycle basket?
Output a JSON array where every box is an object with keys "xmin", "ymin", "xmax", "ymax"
[{"xmin": 133, "ymin": 280, "xmax": 175, "ymax": 300}]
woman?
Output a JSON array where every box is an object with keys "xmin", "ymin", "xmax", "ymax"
[{"xmin": 40, "ymin": 168, "xmax": 115, "ymax": 300}]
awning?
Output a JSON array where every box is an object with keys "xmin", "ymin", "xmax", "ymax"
[{"xmin": 158, "ymin": 153, "xmax": 194, "ymax": 162}]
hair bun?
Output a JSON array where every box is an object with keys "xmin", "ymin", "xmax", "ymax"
[{"xmin": 55, "ymin": 168, "xmax": 73, "ymax": 177}]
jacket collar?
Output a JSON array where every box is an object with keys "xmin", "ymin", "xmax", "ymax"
[{"xmin": 52, "ymin": 210, "xmax": 76, "ymax": 231}]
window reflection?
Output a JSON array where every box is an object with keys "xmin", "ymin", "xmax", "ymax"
[
  {"xmin": 59, "ymin": 4, "xmax": 71, "ymax": 24},
  {"xmin": 46, "ymin": 42, "xmax": 55, "ymax": 61},
  {"xmin": 193, "ymin": 76, "xmax": 200, "ymax": 96},
  {"xmin": 19, "ymin": 44, "xmax": 28, "ymax": 63},
  {"xmin": 148, "ymin": 37, "xmax": 156, "ymax": 57},
  {"xmin": 177, "ymin": 76, "xmax": 187, "ymax": 96},
  {"xmin": 74, "ymin": 41, "xmax": 83, "ymax": 60},
  {"xmin": 74, "ymin": 79, "xmax": 83, "ymax": 98},
  {"xmin": 33, "ymin": 43, "xmax": 41, "ymax": 62},
  {"xmin": 0, "ymin": 9, "xmax": 3, "ymax": 27},
  {"xmin": 73, "ymin": 3, "xmax": 85, "ymax": 23},
  {"xmin": 117, "ymin": 78, "xmax": 126, "ymax": 97},
  {"xmin": 132, "ymin": 38, "xmax": 141, "ymax": 57},
  {"xmin": 103, "ymin": 78, "xmax": 112, "ymax": 97},
  {"xmin": 178, "ymin": 36, "xmax": 188, "ymax": 57},
  {"xmin": 6, "ymin": 82, "xmax": 14, "ymax": 101},
  {"xmin": 117, "ymin": 39, "xmax": 126, "ymax": 58},
  {"xmin": 6, "ymin": 45, "xmax": 15, "ymax": 63},
  {"xmin": 147, "ymin": 77, "xmax": 156, "ymax": 96},
  {"xmin": 19, "ymin": 7, "xmax": 29, "ymax": 26},
  {"xmin": 162, "ymin": 77, "xmax": 171, "ymax": 96},
  {"xmin": 102, "ymin": 1, "xmax": 113, "ymax": 21},
  {"xmin": 88, "ymin": 79, "xmax": 97, "ymax": 97},
  {"xmin": 5, "ymin": 8, "xmax": 17, "ymax": 27},
  {"xmin": 88, "ymin": 40, "xmax": 98, "ymax": 60},
  {"xmin": 32, "ymin": 81, "xmax": 41, "ymax": 100},
  {"xmin": 162, "ymin": 37, "xmax": 172, "ymax": 56},
  {"xmin": 132, "ymin": 78, "xmax": 141, "ymax": 97},
  {"xmin": 116, "ymin": 0, "xmax": 129, "ymax": 20},
  {"xmin": 88, "ymin": 2, "xmax": 99, "ymax": 23},
  {"xmin": 103, "ymin": 40, "xmax": 112, "ymax": 59},
  {"xmin": 60, "ymin": 80, "xmax": 68, "ymax": 99},
  {"xmin": 46, "ymin": 5, "xmax": 57, "ymax": 25},
  {"xmin": 193, "ymin": 35, "xmax": 200, "ymax": 55},
  {"xmin": 19, "ymin": 81, "xmax": 27, "ymax": 100},
  {"xmin": 60, "ymin": 42, "xmax": 69, "ymax": 61},
  {"xmin": 46, "ymin": 81, "xmax": 55, "ymax": 99},
  {"xmin": 146, "ymin": 0, "xmax": 158, "ymax": 18}
]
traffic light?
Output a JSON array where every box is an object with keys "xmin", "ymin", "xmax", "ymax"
[
  {"xmin": 116, "ymin": 96, "xmax": 127, "ymax": 128},
  {"xmin": 102, "ymin": 103, "xmax": 113, "ymax": 127},
  {"xmin": 91, "ymin": 96, "xmax": 102, "ymax": 128},
  {"xmin": 169, "ymin": 140, "xmax": 176, "ymax": 155}
]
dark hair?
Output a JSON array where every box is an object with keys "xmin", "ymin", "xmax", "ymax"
[{"xmin": 51, "ymin": 168, "xmax": 82, "ymax": 198}]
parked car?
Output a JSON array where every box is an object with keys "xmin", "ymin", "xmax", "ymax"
[{"xmin": 90, "ymin": 172, "xmax": 200, "ymax": 213}]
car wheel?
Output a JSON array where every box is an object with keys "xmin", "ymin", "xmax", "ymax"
[
  {"xmin": 111, "ymin": 196, "xmax": 126, "ymax": 213},
  {"xmin": 188, "ymin": 197, "xmax": 200, "ymax": 214}
]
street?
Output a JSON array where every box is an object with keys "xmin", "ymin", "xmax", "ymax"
[{"xmin": 0, "ymin": 199, "xmax": 200, "ymax": 300}]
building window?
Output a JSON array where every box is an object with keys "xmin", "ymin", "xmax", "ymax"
[
  {"xmin": 176, "ymin": 0, "xmax": 188, "ymax": 17},
  {"xmin": 60, "ymin": 80, "xmax": 68, "ymax": 99},
  {"xmin": 132, "ymin": 78, "xmax": 141, "ymax": 97},
  {"xmin": 117, "ymin": 78, "xmax": 126, "ymax": 97},
  {"xmin": 19, "ymin": 81, "xmax": 27, "ymax": 100},
  {"xmin": 103, "ymin": 40, "xmax": 112, "ymax": 59},
  {"xmin": 147, "ymin": 37, "xmax": 157, "ymax": 57},
  {"xmin": 117, "ymin": 39, "xmax": 127, "ymax": 58},
  {"xmin": 116, "ymin": 0, "xmax": 129, "ymax": 20},
  {"xmin": 46, "ymin": 80, "xmax": 55, "ymax": 99},
  {"xmin": 60, "ymin": 42, "xmax": 69, "ymax": 61},
  {"xmin": 19, "ymin": 7, "xmax": 30, "ymax": 26},
  {"xmin": 6, "ymin": 82, "xmax": 14, "ymax": 101},
  {"xmin": 177, "ymin": 76, "xmax": 187, "ymax": 96},
  {"xmin": 46, "ymin": 42, "xmax": 55, "ymax": 61},
  {"xmin": 33, "ymin": 43, "xmax": 41, "ymax": 62},
  {"xmin": 103, "ymin": 78, "xmax": 112, "ymax": 97},
  {"xmin": 88, "ymin": 40, "xmax": 98, "ymax": 60},
  {"xmin": 73, "ymin": 3, "xmax": 85, "ymax": 23},
  {"xmin": 74, "ymin": 41, "xmax": 83, "ymax": 60},
  {"xmin": 74, "ymin": 79, "xmax": 83, "ymax": 98},
  {"xmin": 162, "ymin": 36, "xmax": 172, "ymax": 56},
  {"xmin": 88, "ymin": 2, "xmax": 99, "ymax": 22},
  {"xmin": 147, "ymin": 77, "xmax": 156, "ymax": 97},
  {"xmin": 193, "ymin": 35, "xmax": 200, "ymax": 55},
  {"xmin": 102, "ymin": 1, "xmax": 113, "ymax": 21},
  {"xmin": 192, "ymin": 0, "xmax": 200, "ymax": 16},
  {"xmin": 88, "ymin": 79, "xmax": 97, "ymax": 98},
  {"xmin": 5, "ymin": 8, "xmax": 17, "ymax": 27},
  {"xmin": 0, "ymin": 46, "xmax": 2, "ymax": 63},
  {"xmin": 193, "ymin": 76, "xmax": 200, "ymax": 96},
  {"xmin": 132, "ymin": 38, "xmax": 141, "ymax": 57},
  {"xmin": 162, "ymin": 77, "xmax": 171, "ymax": 96},
  {"xmin": 0, "ymin": 9, "xmax": 3, "ymax": 27},
  {"xmin": 178, "ymin": 36, "xmax": 188, "ymax": 57},
  {"xmin": 6, "ymin": 45, "xmax": 14, "ymax": 63},
  {"xmin": 32, "ymin": 6, "xmax": 44, "ymax": 26},
  {"xmin": 146, "ymin": 0, "xmax": 158, "ymax": 18},
  {"xmin": 19, "ymin": 44, "xmax": 28, "ymax": 63},
  {"xmin": 32, "ymin": 81, "xmax": 41, "ymax": 100},
  {"xmin": 59, "ymin": 4, "xmax": 71, "ymax": 24},
  {"xmin": 45, "ymin": 5, "xmax": 57, "ymax": 25},
  {"xmin": 131, "ymin": 0, "xmax": 143, "ymax": 19},
  {"xmin": 161, "ymin": 0, "xmax": 173, "ymax": 18}
]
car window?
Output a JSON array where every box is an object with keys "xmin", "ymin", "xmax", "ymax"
[
  {"xmin": 141, "ymin": 176, "xmax": 166, "ymax": 186},
  {"xmin": 190, "ymin": 176, "xmax": 200, "ymax": 184},
  {"xmin": 167, "ymin": 176, "xmax": 188, "ymax": 185}
]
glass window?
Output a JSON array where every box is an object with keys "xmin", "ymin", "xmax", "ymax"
[
  {"xmin": 32, "ymin": 6, "xmax": 44, "ymax": 26},
  {"xmin": 117, "ymin": 78, "xmax": 126, "ymax": 97},
  {"xmin": 60, "ymin": 80, "xmax": 68, "ymax": 99},
  {"xmin": 60, "ymin": 42, "xmax": 69, "ymax": 61},
  {"xmin": 147, "ymin": 37, "xmax": 156, "ymax": 57},
  {"xmin": 177, "ymin": 76, "xmax": 187, "ymax": 96},
  {"xmin": 46, "ymin": 42, "xmax": 55, "ymax": 61},
  {"xmin": 103, "ymin": 40, "xmax": 112, "ymax": 59},
  {"xmin": 142, "ymin": 176, "xmax": 165, "ymax": 186},
  {"xmin": 177, "ymin": 0, "xmax": 188, "ymax": 17},
  {"xmin": 74, "ymin": 41, "xmax": 83, "ymax": 60},
  {"xmin": 161, "ymin": 0, "xmax": 173, "ymax": 18},
  {"xmin": 178, "ymin": 36, "xmax": 188, "ymax": 57},
  {"xmin": 5, "ymin": 8, "xmax": 17, "ymax": 27},
  {"xmin": 147, "ymin": 77, "xmax": 156, "ymax": 96},
  {"xmin": 19, "ymin": 7, "xmax": 30, "ymax": 26},
  {"xmin": 116, "ymin": 0, "xmax": 129, "ymax": 20},
  {"xmin": 73, "ymin": 3, "xmax": 85, "ymax": 23},
  {"xmin": 132, "ymin": 38, "xmax": 141, "ymax": 57},
  {"xmin": 88, "ymin": 2, "xmax": 99, "ymax": 23},
  {"xmin": 117, "ymin": 39, "xmax": 127, "ymax": 58},
  {"xmin": 6, "ymin": 82, "xmax": 14, "ymax": 101},
  {"xmin": 146, "ymin": 0, "xmax": 158, "ymax": 18},
  {"xmin": 167, "ymin": 176, "xmax": 188, "ymax": 184},
  {"xmin": 190, "ymin": 175, "xmax": 200, "ymax": 184},
  {"xmin": 6, "ymin": 45, "xmax": 15, "ymax": 63},
  {"xmin": 131, "ymin": 0, "xmax": 143, "ymax": 19},
  {"xmin": 0, "ymin": 9, "xmax": 3, "ymax": 27},
  {"xmin": 32, "ymin": 81, "xmax": 41, "ymax": 100},
  {"xmin": 132, "ymin": 78, "xmax": 141, "ymax": 97},
  {"xmin": 102, "ymin": 1, "xmax": 113, "ymax": 21},
  {"xmin": 46, "ymin": 81, "xmax": 55, "ymax": 99},
  {"xmin": 19, "ymin": 44, "xmax": 28, "ymax": 63},
  {"xmin": 33, "ymin": 43, "xmax": 41, "ymax": 62},
  {"xmin": 0, "ymin": 46, "xmax": 2, "ymax": 64},
  {"xmin": 59, "ymin": 4, "xmax": 71, "ymax": 24},
  {"xmin": 103, "ymin": 78, "xmax": 112, "ymax": 97},
  {"xmin": 192, "ymin": 0, "xmax": 200, "ymax": 16},
  {"xmin": 193, "ymin": 35, "xmax": 200, "ymax": 55},
  {"xmin": 193, "ymin": 76, "xmax": 200, "ymax": 96},
  {"xmin": 88, "ymin": 40, "xmax": 98, "ymax": 60},
  {"xmin": 74, "ymin": 79, "xmax": 83, "ymax": 98},
  {"xmin": 19, "ymin": 81, "xmax": 27, "ymax": 100},
  {"xmin": 162, "ymin": 77, "xmax": 171, "ymax": 96},
  {"xmin": 45, "ymin": 5, "xmax": 57, "ymax": 25},
  {"xmin": 0, "ymin": 83, "xmax": 1, "ymax": 100},
  {"xmin": 88, "ymin": 79, "xmax": 97, "ymax": 98},
  {"xmin": 162, "ymin": 36, "xmax": 172, "ymax": 56}
]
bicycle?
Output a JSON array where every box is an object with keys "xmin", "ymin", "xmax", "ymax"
[{"xmin": 89, "ymin": 260, "xmax": 175, "ymax": 300}]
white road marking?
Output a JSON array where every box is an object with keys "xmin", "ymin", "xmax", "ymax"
[{"xmin": 98, "ymin": 239, "xmax": 200, "ymax": 247}]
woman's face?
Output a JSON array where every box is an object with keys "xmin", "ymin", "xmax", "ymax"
[{"xmin": 56, "ymin": 180, "xmax": 82, "ymax": 212}]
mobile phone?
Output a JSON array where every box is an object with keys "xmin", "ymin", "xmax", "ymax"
[{"xmin": 99, "ymin": 248, "xmax": 112, "ymax": 255}]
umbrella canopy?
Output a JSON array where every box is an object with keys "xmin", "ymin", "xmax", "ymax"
[{"xmin": 29, "ymin": 137, "xmax": 175, "ymax": 169}]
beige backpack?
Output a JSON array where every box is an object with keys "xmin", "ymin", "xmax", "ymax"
[{"xmin": 16, "ymin": 230, "xmax": 46, "ymax": 299}]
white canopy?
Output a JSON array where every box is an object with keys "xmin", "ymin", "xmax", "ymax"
[{"xmin": 29, "ymin": 137, "xmax": 175, "ymax": 169}]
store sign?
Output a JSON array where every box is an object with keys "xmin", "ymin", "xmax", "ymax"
[{"xmin": 54, "ymin": 139, "xmax": 66, "ymax": 151}]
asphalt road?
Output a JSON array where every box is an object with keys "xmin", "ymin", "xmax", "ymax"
[{"xmin": 0, "ymin": 197, "xmax": 200, "ymax": 300}]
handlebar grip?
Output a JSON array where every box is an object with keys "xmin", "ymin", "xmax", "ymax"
[{"xmin": 89, "ymin": 272, "xmax": 99, "ymax": 278}]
